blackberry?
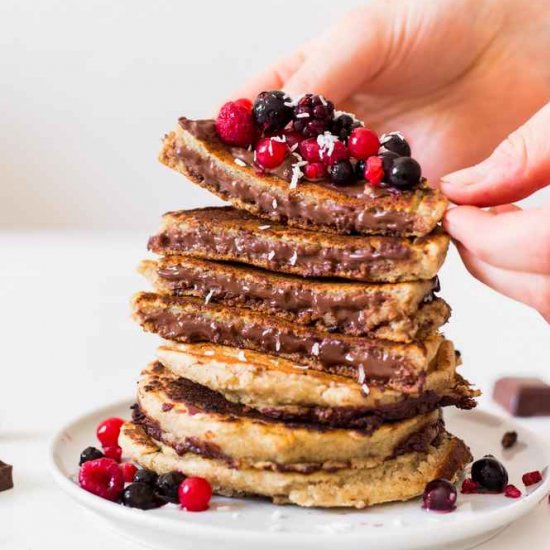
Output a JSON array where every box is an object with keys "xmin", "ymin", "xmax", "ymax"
[
  {"xmin": 156, "ymin": 471, "xmax": 186, "ymax": 504},
  {"xmin": 133, "ymin": 468, "xmax": 158, "ymax": 486},
  {"xmin": 329, "ymin": 159, "xmax": 355, "ymax": 185},
  {"xmin": 293, "ymin": 94, "xmax": 334, "ymax": 137},
  {"xmin": 252, "ymin": 91, "xmax": 293, "ymax": 134},
  {"xmin": 330, "ymin": 114, "xmax": 361, "ymax": 142},
  {"xmin": 121, "ymin": 482, "xmax": 164, "ymax": 510},
  {"xmin": 380, "ymin": 132, "xmax": 411, "ymax": 156},
  {"xmin": 387, "ymin": 157, "xmax": 421, "ymax": 190},
  {"xmin": 79, "ymin": 446, "xmax": 104, "ymax": 466},
  {"xmin": 355, "ymin": 159, "xmax": 366, "ymax": 180}
]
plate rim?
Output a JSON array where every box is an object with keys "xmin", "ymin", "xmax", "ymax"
[{"xmin": 48, "ymin": 398, "xmax": 550, "ymax": 547}]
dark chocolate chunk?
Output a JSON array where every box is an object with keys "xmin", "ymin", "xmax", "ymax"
[
  {"xmin": 493, "ymin": 377, "xmax": 550, "ymax": 417},
  {"xmin": 0, "ymin": 461, "xmax": 13, "ymax": 492},
  {"xmin": 501, "ymin": 431, "xmax": 518, "ymax": 449}
]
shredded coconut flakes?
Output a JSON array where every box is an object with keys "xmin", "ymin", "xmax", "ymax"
[{"xmin": 234, "ymin": 158, "xmax": 247, "ymax": 167}]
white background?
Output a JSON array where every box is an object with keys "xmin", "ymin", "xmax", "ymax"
[{"xmin": 1, "ymin": 1, "xmax": 549, "ymax": 549}]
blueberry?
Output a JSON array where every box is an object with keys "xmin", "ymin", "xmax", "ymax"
[
  {"xmin": 355, "ymin": 159, "xmax": 366, "ymax": 180},
  {"xmin": 379, "ymin": 151, "xmax": 399, "ymax": 173},
  {"xmin": 329, "ymin": 159, "xmax": 355, "ymax": 185},
  {"xmin": 133, "ymin": 468, "xmax": 158, "ymax": 486},
  {"xmin": 381, "ymin": 133, "xmax": 411, "ymax": 156},
  {"xmin": 387, "ymin": 156, "xmax": 421, "ymax": 190},
  {"xmin": 156, "ymin": 471, "xmax": 185, "ymax": 504},
  {"xmin": 471, "ymin": 456, "xmax": 508, "ymax": 492},
  {"xmin": 253, "ymin": 91, "xmax": 293, "ymax": 133},
  {"xmin": 121, "ymin": 482, "xmax": 164, "ymax": 510},
  {"xmin": 79, "ymin": 446, "xmax": 104, "ymax": 466},
  {"xmin": 422, "ymin": 478, "xmax": 457, "ymax": 512}
]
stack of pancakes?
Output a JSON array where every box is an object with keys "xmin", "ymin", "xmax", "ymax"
[{"xmin": 120, "ymin": 117, "xmax": 478, "ymax": 508}]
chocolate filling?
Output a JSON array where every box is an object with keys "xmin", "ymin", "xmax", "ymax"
[
  {"xmin": 148, "ymin": 220, "xmax": 415, "ymax": 282},
  {"xmin": 134, "ymin": 296, "xmax": 424, "ymax": 388},
  {"xmin": 132, "ymin": 403, "xmax": 444, "ymax": 474},
  {"xmin": 155, "ymin": 259, "xmax": 436, "ymax": 336},
  {"xmin": 176, "ymin": 118, "xmax": 421, "ymax": 235}
]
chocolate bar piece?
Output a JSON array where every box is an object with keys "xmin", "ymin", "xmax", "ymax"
[
  {"xmin": 0, "ymin": 461, "xmax": 13, "ymax": 492},
  {"xmin": 493, "ymin": 377, "xmax": 550, "ymax": 417}
]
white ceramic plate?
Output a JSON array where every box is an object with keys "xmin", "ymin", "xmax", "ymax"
[{"xmin": 49, "ymin": 401, "xmax": 550, "ymax": 550}]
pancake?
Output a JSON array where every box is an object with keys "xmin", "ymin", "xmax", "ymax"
[
  {"xmin": 120, "ymin": 421, "xmax": 472, "ymax": 508},
  {"xmin": 136, "ymin": 362, "xmax": 443, "ymax": 468},
  {"xmin": 132, "ymin": 291, "xmax": 446, "ymax": 392},
  {"xmin": 155, "ymin": 342, "xmax": 477, "ymax": 428}
]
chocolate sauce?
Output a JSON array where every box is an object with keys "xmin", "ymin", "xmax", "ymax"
[
  {"xmin": 134, "ymin": 294, "xmax": 426, "ymax": 390},
  {"xmin": 147, "ymin": 207, "xmax": 425, "ymax": 282},
  {"xmin": 175, "ymin": 118, "xmax": 427, "ymax": 235},
  {"xmin": 155, "ymin": 259, "xmax": 435, "ymax": 336}
]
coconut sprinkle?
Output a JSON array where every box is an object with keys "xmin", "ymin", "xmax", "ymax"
[
  {"xmin": 203, "ymin": 349, "xmax": 215, "ymax": 356},
  {"xmin": 258, "ymin": 225, "xmax": 271, "ymax": 230},
  {"xmin": 380, "ymin": 131, "xmax": 406, "ymax": 144},
  {"xmin": 267, "ymin": 250, "xmax": 276, "ymax": 261},
  {"xmin": 289, "ymin": 160, "xmax": 307, "ymax": 189},
  {"xmin": 296, "ymin": 112, "xmax": 310, "ymax": 119},
  {"xmin": 271, "ymin": 135, "xmax": 286, "ymax": 143},
  {"xmin": 311, "ymin": 342, "xmax": 320, "ymax": 356},
  {"xmin": 272, "ymin": 198, "xmax": 278, "ymax": 209},
  {"xmin": 237, "ymin": 350, "xmax": 247, "ymax": 362},
  {"xmin": 316, "ymin": 131, "xmax": 339, "ymax": 159},
  {"xmin": 234, "ymin": 158, "xmax": 247, "ymax": 167},
  {"xmin": 358, "ymin": 365, "xmax": 366, "ymax": 384},
  {"xmin": 284, "ymin": 93, "xmax": 305, "ymax": 107},
  {"xmin": 289, "ymin": 250, "xmax": 298, "ymax": 266},
  {"xmin": 204, "ymin": 289, "xmax": 215, "ymax": 304},
  {"xmin": 362, "ymin": 383, "xmax": 370, "ymax": 395}
]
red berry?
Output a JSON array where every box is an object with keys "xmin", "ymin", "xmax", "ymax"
[
  {"xmin": 304, "ymin": 162, "xmax": 325, "ymax": 181},
  {"xmin": 460, "ymin": 478, "xmax": 480, "ymax": 494},
  {"xmin": 215, "ymin": 101, "xmax": 256, "ymax": 147},
  {"xmin": 364, "ymin": 156, "xmax": 384, "ymax": 186},
  {"xmin": 103, "ymin": 445, "xmax": 122, "ymax": 463},
  {"xmin": 522, "ymin": 470, "xmax": 542, "ymax": 486},
  {"xmin": 96, "ymin": 417, "xmax": 124, "ymax": 448},
  {"xmin": 79, "ymin": 458, "xmax": 124, "ymax": 501},
  {"xmin": 504, "ymin": 484, "xmax": 522, "ymax": 498},
  {"xmin": 284, "ymin": 130, "xmax": 305, "ymax": 150},
  {"xmin": 178, "ymin": 477, "xmax": 212, "ymax": 511},
  {"xmin": 234, "ymin": 98, "xmax": 252, "ymax": 111},
  {"xmin": 320, "ymin": 140, "xmax": 349, "ymax": 166},
  {"xmin": 299, "ymin": 138, "xmax": 321, "ymax": 162},
  {"xmin": 348, "ymin": 127, "xmax": 380, "ymax": 160},
  {"xmin": 255, "ymin": 137, "xmax": 288, "ymax": 169},
  {"xmin": 120, "ymin": 462, "xmax": 138, "ymax": 483}
]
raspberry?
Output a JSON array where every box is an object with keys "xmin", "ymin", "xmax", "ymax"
[
  {"xmin": 103, "ymin": 445, "xmax": 122, "ymax": 463},
  {"xmin": 364, "ymin": 156, "xmax": 384, "ymax": 186},
  {"xmin": 460, "ymin": 478, "xmax": 480, "ymax": 494},
  {"xmin": 255, "ymin": 137, "xmax": 288, "ymax": 169},
  {"xmin": 96, "ymin": 417, "xmax": 124, "ymax": 448},
  {"xmin": 348, "ymin": 127, "xmax": 380, "ymax": 160},
  {"xmin": 299, "ymin": 138, "xmax": 321, "ymax": 162},
  {"xmin": 522, "ymin": 471, "xmax": 542, "ymax": 486},
  {"xmin": 215, "ymin": 101, "xmax": 256, "ymax": 147},
  {"xmin": 504, "ymin": 484, "xmax": 522, "ymax": 498},
  {"xmin": 79, "ymin": 458, "xmax": 124, "ymax": 501},
  {"xmin": 293, "ymin": 94, "xmax": 334, "ymax": 137},
  {"xmin": 304, "ymin": 162, "xmax": 325, "ymax": 181},
  {"xmin": 320, "ymin": 140, "xmax": 349, "ymax": 166},
  {"xmin": 234, "ymin": 98, "xmax": 252, "ymax": 111},
  {"xmin": 178, "ymin": 477, "xmax": 213, "ymax": 511},
  {"xmin": 120, "ymin": 462, "xmax": 138, "ymax": 483}
]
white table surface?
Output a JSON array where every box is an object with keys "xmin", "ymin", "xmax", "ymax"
[{"xmin": 1, "ymin": 231, "xmax": 549, "ymax": 550}]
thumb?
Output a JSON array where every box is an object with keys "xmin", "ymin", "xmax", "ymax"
[
  {"xmin": 283, "ymin": 6, "xmax": 390, "ymax": 102},
  {"xmin": 441, "ymin": 102, "xmax": 550, "ymax": 206}
]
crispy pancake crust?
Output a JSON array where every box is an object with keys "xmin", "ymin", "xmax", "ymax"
[{"xmin": 120, "ymin": 421, "xmax": 472, "ymax": 508}]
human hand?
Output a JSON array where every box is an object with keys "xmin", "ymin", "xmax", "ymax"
[
  {"xmin": 232, "ymin": 0, "xmax": 550, "ymax": 182},
  {"xmin": 442, "ymin": 102, "xmax": 550, "ymax": 322}
]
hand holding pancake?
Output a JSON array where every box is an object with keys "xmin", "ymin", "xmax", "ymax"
[{"xmin": 442, "ymin": 102, "xmax": 550, "ymax": 322}]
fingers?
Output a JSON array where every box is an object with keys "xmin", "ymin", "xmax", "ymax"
[
  {"xmin": 441, "ymin": 102, "xmax": 550, "ymax": 206},
  {"xmin": 444, "ymin": 203, "xmax": 550, "ymax": 274},
  {"xmin": 456, "ymin": 243, "xmax": 550, "ymax": 322}
]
